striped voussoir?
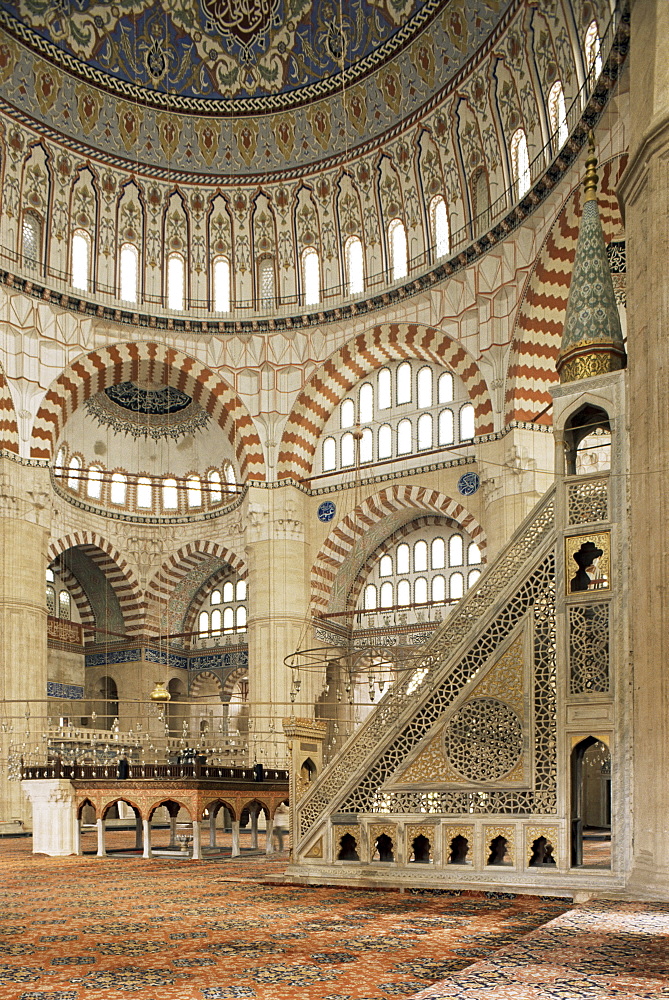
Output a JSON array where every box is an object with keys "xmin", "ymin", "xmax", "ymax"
[
  {"xmin": 147, "ymin": 541, "xmax": 246, "ymax": 632},
  {"xmin": 506, "ymin": 154, "xmax": 626, "ymax": 425},
  {"xmin": 189, "ymin": 669, "xmax": 223, "ymax": 697},
  {"xmin": 346, "ymin": 513, "xmax": 481, "ymax": 613},
  {"xmin": 48, "ymin": 533, "xmax": 145, "ymax": 638},
  {"xmin": 30, "ymin": 342, "xmax": 266, "ymax": 480},
  {"xmin": 277, "ymin": 323, "xmax": 493, "ymax": 481},
  {"xmin": 50, "ymin": 559, "xmax": 96, "ymax": 633},
  {"xmin": 0, "ymin": 366, "xmax": 19, "ymax": 453},
  {"xmin": 310, "ymin": 485, "xmax": 486, "ymax": 612}
]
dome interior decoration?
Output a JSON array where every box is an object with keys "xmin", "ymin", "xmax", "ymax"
[{"xmin": 86, "ymin": 382, "xmax": 210, "ymax": 441}]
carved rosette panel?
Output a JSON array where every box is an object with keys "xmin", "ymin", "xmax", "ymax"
[
  {"xmin": 567, "ymin": 477, "xmax": 609, "ymax": 525},
  {"xmin": 524, "ymin": 825, "xmax": 560, "ymax": 867},
  {"xmin": 405, "ymin": 824, "xmax": 437, "ymax": 860},
  {"xmin": 483, "ymin": 824, "xmax": 516, "ymax": 866},
  {"xmin": 443, "ymin": 698, "xmax": 523, "ymax": 782}
]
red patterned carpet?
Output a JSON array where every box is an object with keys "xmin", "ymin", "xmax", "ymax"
[{"xmin": 0, "ymin": 836, "xmax": 667, "ymax": 1000}]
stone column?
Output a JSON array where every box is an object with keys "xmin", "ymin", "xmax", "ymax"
[
  {"xmin": 96, "ymin": 817, "xmax": 106, "ymax": 857},
  {"xmin": 0, "ymin": 461, "xmax": 50, "ymax": 827},
  {"xmin": 250, "ymin": 808, "xmax": 258, "ymax": 848},
  {"xmin": 231, "ymin": 819, "xmax": 240, "ymax": 858},
  {"xmin": 209, "ymin": 811, "xmax": 217, "ymax": 848},
  {"xmin": 21, "ymin": 779, "xmax": 76, "ymax": 855},
  {"xmin": 169, "ymin": 814, "xmax": 177, "ymax": 847},
  {"xmin": 135, "ymin": 815, "xmax": 143, "ymax": 850},
  {"xmin": 142, "ymin": 818, "xmax": 152, "ymax": 858},
  {"xmin": 265, "ymin": 817, "xmax": 274, "ymax": 855},
  {"xmin": 192, "ymin": 819, "xmax": 201, "ymax": 860},
  {"xmin": 74, "ymin": 815, "xmax": 81, "ymax": 856},
  {"xmin": 618, "ymin": 0, "xmax": 669, "ymax": 899}
]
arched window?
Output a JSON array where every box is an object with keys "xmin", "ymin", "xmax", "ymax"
[
  {"xmin": 236, "ymin": 606, "xmax": 247, "ymax": 631},
  {"xmin": 58, "ymin": 589, "xmax": 71, "ymax": 620},
  {"xmin": 397, "ymin": 544, "xmax": 410, "ymax": 574},
  {"xmin": 322, "ymin": 437, "xmax": 336, "ymax": 471},
  {"xmin": 417, "ymin": 367, "xmax": 433, "ymax": 409},
  {"xmin": 432, "ymin": 575, "xmax": 446, "ymax": 602},
  {"xmin": 120, "ymin": 243, "xmax": 138, "ymax": 303},
  {"xmin": 86, "ymin": 465, "xmax": 103, "ymax": 500},
  {"xmin": 67, "ymin": 455, "xmax": 81, "ymax": 491},
  {"xmin": 548, "ymin": 80, "xmax": 568, "ymax": 149},
  {"xmin": 380, "ymin": 581, "xmax": 393, "ymax": 608},
  {"xmin": 225, "ymin": 463, "xmax": 236, "ymax": 487},
  {"xmin": 359, "ymin": 383, "xmax": 373, "ymax": 423},
  {"xmin": 396, "ymin": 361, "xmax": 412, "ymax": 404},
  {"xmin": 167, "ymin": 252, "xmax": 185, "ymax": 310},
  {"xmin": 22, "ymin": 213, "xmax": 42, "ymax": 269},
  {"xmin": 236, "ymin": 580, "xmax": 247, "ymax": 601},
  {"xmin": 414, "ymin": 540, "xmax": 428, "ymax": 572},
  {"xmin": 162, "ymin": 477, "xmax": 178, "ymax": 509},
  {"xmin": 460, "ymin": 403, "xmax": 475, "ymax": 440},
  {"xmin": 585, "ymin": 20, "xmax": 602, "ymax": 78},
  {"xmin": 258, "ymin": 257, "xmax": 275, "ymax": 307},
  {"xmin": 378, "ymin": 368, "xmax": 391, "ymax": 409},
  {"xmin": 438, "ymin": 372, "xmax": 454, "ymax": 403},
  {"xmin": 397, "ymin": 418, "xmax": 412, "ymax": 455},
  {"xmin": 46, "ymin": 568, "xmax": 55, "ymax": 583},
  {"xmin": 468, "ymin": 542, "xmax": 482, "ymax": 565},
  {"xmin": 360, "ymin": 427, "xmax": 373, "ymax": 463},
  {"xmin": 429, "ymin": 195, "xmax": 450, "ymax": 259},
  {"xmin": 54, "ymin": 447, "xmax": 66, "ymax": 474},
  {"xmin": 468, "ymin": 569, "xmax": 481, "ymax": 588},
  {"xmin": 71, "ymin": 229, "xmax": 90, "ymax": 292},
  {"xmin": 417, "ymin": 412, "xmax": 433, "ymax": 450},
  {"xmin": 439, "ymin": 408, "xmax": 454, "ymax": 445},
  {"xmin": 397, "ymin": 579, "xmax": 411, "ymax": 606},
  {"xmin": 302, "ymin": 246, "xmax": 320, "ymax": 305},
  {"xmin": 223, "ymin": 607, "xmax": 234, "ymax": 632},
  {"xmin": 213, "ymin": 255, "xmax": 231, "ymax": 312},
  {"xmin": 211, "ymin": 609, "xmax": 221, "ymax": 636},
  {"xmin": 388, "ymin": 218, "xmax": 408, "ymax": 281},
  {"xmin": 364, "ymin": 584, "xmax": 377, "ymax": 610},
  {"xmin": 207, "ymin": 470, "xmax": 222, "ymax": 504},
  {"xmin": 431, "ymin": 537, "xmax": 445, "ymax": 569},
  {"xmin": 511, "ymin": 128, "xmax": 531, "ymax": 199},
  {"xmin": 223, "ymin": 582, "xmax": 234, "ymax": 603},
  {"xmin": 341, "ymin": 398, "xmax": 355, "ymax": 428},
  {"xmin": 379, "ymin": 555, "xmax": 393, "ymax": 577},
  {"xmin": 199, "ymin": 611, "xmax": 209, "ymax": 637},
  {"xmin": 211, "ymin": 589, "xmax": 221, "ymax": 605},
  {"xmin": 450, "ymin": 572, "xmax": 464, "ymax": 600},
  {"xmin": 187, "ymin": 475, "xmax": 202, "ymax": 508},
  {"xmin": 46, "ymin": 585, "xmax": 55, "ymax": 615},
  {"xmin": 449, "ymin": 534, "xmax": 464, "ymax": 567},
  {"xmin": 110, "ymin": 472, "xmax": 127, "ymax": 506},
  {"xmin": 414, "ymin": 576, "xmax": 428, "ymax": 604},
  {"xmin": 345, "ymin": 236, "xmax": 364, "ymax": 295},
  {"xmin": 378, "ymin": 424, "xmax": 392, "ymax": 459},
  {"xmin": 341, "ymin": 432, "xmax": 355, "ymax": 467},
  {"xmin": 136, "ymin": 477, "xmax": 152, "ymax": 509}
]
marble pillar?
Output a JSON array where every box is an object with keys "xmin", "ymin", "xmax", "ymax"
[{"xmin": 21, "ymin": 779, "xmax": 76, "ymax": 856}]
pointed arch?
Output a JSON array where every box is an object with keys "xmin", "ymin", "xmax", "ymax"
[
  {"xmin": 29, "ymin": 342, "xmax": 265, "ymax": 480},
  {"xmin": 0, "ymin": 364, "xmax": 19, "ymax": 454},
  {"xmin": 310, "ymin": 484, "xmax": 486, "ymax": 613},
  {"xmin": 189, "ymin": 669, "xmax": 224, "ymax": 700},
  {"xmin": 47, "ymin": 532, "xmax": 144, "ymax": 637},
  {"xmin": 277, "ymin": 323, "xmax": 493, "ymax": 480},
  {"xmin": 506, "ymin": 154, "xmax": 626, "ymax": 425}
]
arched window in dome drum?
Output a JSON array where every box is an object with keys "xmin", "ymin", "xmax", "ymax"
[
  {"xmin": 258, "ymin": 257, "xmax": 275, "ymax": 308},
  {"xmin": 110, "ymin": 472, "xmax": 127, "ymax": 506},
  {"xmin": 225, "ymin": 463, "xmax": 236, "ymax": 487},
  {"xmin": 207, "ymin": 470, "xmax": 222, "ymax": 504},
  {"xmin": 187, "ymin": 475, "xmax": 202, "ymax": 508},
  {"xmin": 345, "ymin": 236, "xmax": 364, "ymax": 295},
  {"xmin": 71, "ymin": 229, "xmax": 90, "ymax": 292},
  {"xmin": 167, "ymin": 252, "xmax": 185, "ymax": 310},
  {"xmin": 585, "ymin": 20, "xmax": 602, "ymax": 78},
  {"xmin": 120, "ymin": 243, "xmax": 138, "ymax": 303},
  {"xmin": 388, "ymin": 218, "xmax": 407, "ymax": 281},
  {"xmin": 136, "ymin": 477, "xmax": 152, "ymax": 509},
  {"xmin": 213, "ymin": 255, "xmax": 231, "ymax": 312},
  {"xmin": 67, "ymin": 455, "xmax": 81, "ymax": 492},
  {"xmin": 548, "ymin": 80, "xmax": 568, "ymax": 150},
  {"xmin": 511, "ymin": 128, "xmax": 531, "ymax": 199},
  {"xmin": 302, "ymin": 246, "xmax": 320, "ymax": 305},
  {"xmin": 162, "ymin": 477, "xmax": 178, "ymax": 510},
  {"xmin": 54, "ymin": 447, "xmax": 66, "ymax": 473},
  {"xmin": 22, "ymin": 212, "xmax": 42, "ymax": 271},
  {"xmin": 86, "ymin": 465, "xmax": 103, "ymax": 500},
  {"xmin": 460, "ymin": 403, "xmax": 475, "ymax": 440},
  {"xmin": 429, "ymin": 195, "xmax": 450, "ymax": 259}
]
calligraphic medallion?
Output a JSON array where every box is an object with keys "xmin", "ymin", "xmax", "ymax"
[{"xmin": 202, "ymin": 0, "xmax": 282, "ymax": 47}]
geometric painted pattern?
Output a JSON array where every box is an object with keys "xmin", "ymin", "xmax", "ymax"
[
  {"xmin": 506, "ymin": 155, "xmax": 626, "ymax": 425},
  {"xmin": 29, "ymin": 342, "xmax": 266, "ymax": 480},
  {"xmin": 0, "ymin": 364, "xmax": 19, "ymax": 453},
  {"xmin": 277, "ymin": 324, "xmax": 493, "ymax": 481},
  {"xmin": 310, "ymin": 485, "xmax": 486, "ymax": 612}
]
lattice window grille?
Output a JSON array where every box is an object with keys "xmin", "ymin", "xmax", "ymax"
[
  {"xmin": 569, "ymin": 603, "xmax": 610, "ymax": 694},
  {"xmin": 567, "ymin": 478, "xmax": 608, "ymax": 525},
  {"xmin": 444, "ymin": 698, "xmax": 523, "ymax": 781},
  {"xmin": 297, "ymin": 494, "xmax": 556, "ymax": 836}
]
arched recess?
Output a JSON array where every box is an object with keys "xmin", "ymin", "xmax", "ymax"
[
  {"xmin": 189, "ymin": 669, "xmax": 224, "ymax": 700},
  {"xmin": 48, "ymin": 532, "xmax": 143, "ymax": 637},
  {"xmin": 181, "ymin": 561, "xmax": 246, "ymax": 640},
  {"xmin": 29, "ymin": 341, "xmax": 265, "ymax": 480},
  {"xmin": 346, "ymin": 513, "xmax": 483, "ymax": 613},
  {"xmin": 277, "ymin": 323, "xmax": 493, "ymax": 480},
  {"xmin": 0, "ymin": 363, "xmax": 19, "ymax": 453},
  {"xmin": 146, "ymin": 540, "xmax": 246, "ymax": 635},
  {"xmin": 310, "ymin": 484, "xmax": 486, "ymax": 613},
  {"xmin": 506, "ymin": 154, "xmax": 626, "ymax": 425}
]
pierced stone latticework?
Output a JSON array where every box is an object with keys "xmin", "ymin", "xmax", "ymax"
[
  {"xmin": 444, "ymin": 698, "xmax": 523, "ymax": 782},
  {"xmin": 567, "ymin": 477, "xmax": 609, "ymax": 525},
  {"xmin": 569, "ymin": 603, "xmax": 610, "ymax": 694}
]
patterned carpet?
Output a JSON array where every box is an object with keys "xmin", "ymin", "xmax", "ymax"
[{"xmin": 0, "ymin": 836, "xmax": 667, "ymax": 1000}]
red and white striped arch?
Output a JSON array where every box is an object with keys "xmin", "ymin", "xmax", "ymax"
[
  {"xmin": 310, "ymin": 484, "xmax": 486, "ymax": 613},
  {"xmin": 277, "ymin": 323, "xmax": 493, "ymax": 481},
  {"xmin": 0, "ymin": 365, "xmax": 19, "ymax": 454},
  {"xmin": 30, "ymin": 342, "xmax": 265, "ymax": 480},
  {"xmin": 505, "ymin": 155, "xmax": 626, "ymax": 425},
  {"xmin": 48, "ymin": 532, "xmax": 144, "ymax": 638}
]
